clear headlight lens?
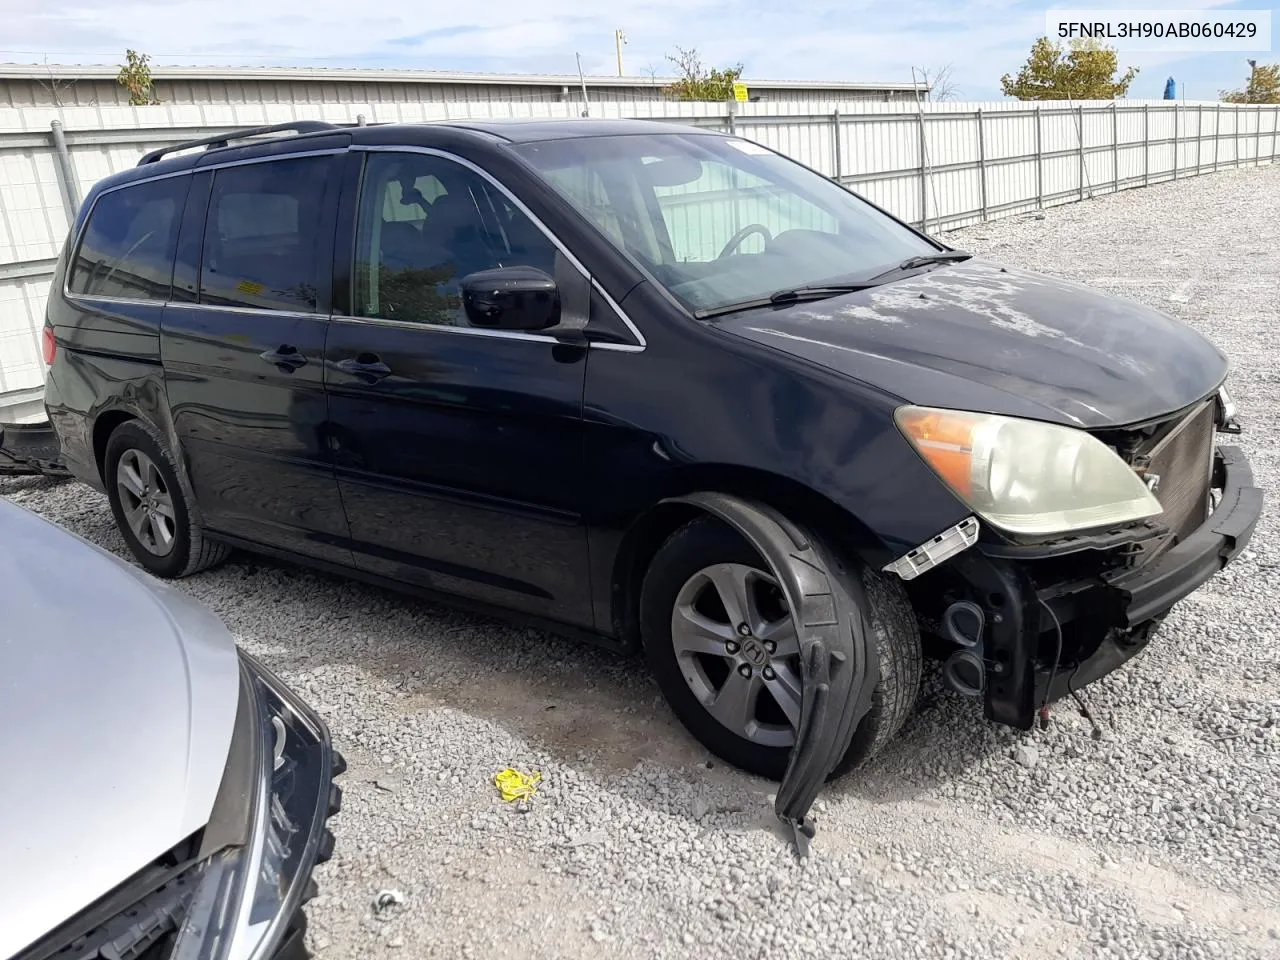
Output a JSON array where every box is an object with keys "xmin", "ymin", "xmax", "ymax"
[
  {"xmin": 173, "ymin": 657, "xmax": 330, "ymax": 960},
  {"xmin": 895, "ymin": 406, "xmax": 1162, "ymax": 536}
]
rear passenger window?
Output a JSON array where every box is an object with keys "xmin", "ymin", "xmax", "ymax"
[
  {"xmin": 199, "ymin": 156, "xmax": 330, "ymax": 312},
  {"xmin": 69, "ymin": 177, "xmax": 188, "ymax": 300}
]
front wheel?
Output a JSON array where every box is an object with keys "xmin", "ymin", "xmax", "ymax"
[{"xmin": 640, "ymin": 516, "xmax": 921, "ymax": 780}]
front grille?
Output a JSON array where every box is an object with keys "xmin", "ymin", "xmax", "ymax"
[{"xmin": 1140, "ymin": 400, "xmax": 1216, "ymax": 542}]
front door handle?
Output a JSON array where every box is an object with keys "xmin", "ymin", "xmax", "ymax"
[
  {"xmin": 260, "ymin": 345, "xmax": 308, "ymax": 371},
  {"xmin": 336, "ymin": 354, "xmax": 392, "ymax": 382}
]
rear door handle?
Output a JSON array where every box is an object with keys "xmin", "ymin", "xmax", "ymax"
[
  {"xmin": 336, "ymin": 355, "xmax": 392, "ymax": 382},
  {"xmin": 260, "ymin": 345, "xmax": 308, "ymax": 371}
]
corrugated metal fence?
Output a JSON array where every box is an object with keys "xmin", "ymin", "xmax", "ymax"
[{"xmin": 2, "ymin": 96, "xmax": 1277, "ymax": 418}]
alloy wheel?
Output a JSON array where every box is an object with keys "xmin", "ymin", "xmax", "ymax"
[
  {"xmin": 670, "ymin": 562, "xmax": 803, "ymax": 748},
  {"xmin": 116, "ymin": 449, "xmax": 177, "ymax": 557}
]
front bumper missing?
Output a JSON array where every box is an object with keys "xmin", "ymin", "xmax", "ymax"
[{"xmin": 950, "ymin": 445, "xmax": 1262, "ymax": 729}]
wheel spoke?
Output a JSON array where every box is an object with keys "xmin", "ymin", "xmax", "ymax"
[
  {"xmin": 707, "ymin": 669, "xmax": 761, "ymax": 734},
  {"xmin": 153, "ymin": 494, "xmax": 175, "ymax": 521},
  {"xmin": 672, "ymin": 604, "xmax": 735, "ymax": 657},
  {"xmin": 118, "ymin": 459, "xmax": 145, "ymax": 498},
  {"xmin": 758, "ymin": 616, "xmax": 799, "ymax": 657},
  {"xmin": 706, "ymin": 564, "xmax": 760, "ymax": 632},
  {"xmin": 124, "ymin": 501, "xmax": 149, "ymax": 538},
  {"xmin": 149, "ymin": 512, "xmax": 174, "ymax": 549},
  {"xmin": 142, "ymin": 456, "xmax": 162, "ymax": 493},
  {"xmin": 763, "ymin": 661, "xmax": 804, "ymax": 730}
]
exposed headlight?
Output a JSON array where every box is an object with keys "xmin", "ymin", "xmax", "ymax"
[
  {"xmin": 172, "ymin": 655, "xmax": 332, "ymax": 960},
  {"xmin": 895, "ymin": 406, "xmax": 1161, "ymax": 536}
]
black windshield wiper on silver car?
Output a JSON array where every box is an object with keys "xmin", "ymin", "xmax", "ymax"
[{"xmin": 861, "ymin": 249, "xmax": 973, "ymax": 285}]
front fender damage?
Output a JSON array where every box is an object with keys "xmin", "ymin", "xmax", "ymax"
[{"xmin": 664, "ymin": 492, "xmax": 877, "ymax": 856}]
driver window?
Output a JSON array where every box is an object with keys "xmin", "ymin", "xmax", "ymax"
[
  {"xmin": 650, "ymin": 156, "xmax": 839, "ymax": 263},
  {"xmin": 353, "ymin": 153, "xmax": 560, "ymax": 327}
]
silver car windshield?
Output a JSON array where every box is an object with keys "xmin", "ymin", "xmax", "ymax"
[{"xmin": 514, "ymin": 132, "xmax": 939, "ymax": 313}]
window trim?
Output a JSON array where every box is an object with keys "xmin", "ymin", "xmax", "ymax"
[
  {"xmin": 60, "ymin": 145, "xmax": 647, "ymax": 354},
  {"xmin": 342, "ymin": 144, "xmax": 646, "ymax": 354},
  {"xmin": 62, "ymin": 148, "xmax": 347, "ymax": 309}
]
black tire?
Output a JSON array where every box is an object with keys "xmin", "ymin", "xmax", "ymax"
[
  {"xmin": 640, "ymin": 516, "xmax": 921, "ymax": 781},
  {"xmin": 103, "ymin": 419, "xmax": 230, "ymax": 578}
]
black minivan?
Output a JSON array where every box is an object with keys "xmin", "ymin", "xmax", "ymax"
[{"xmin": 42, "ymin": 118, "xmax": 1260, "ymax": 835}]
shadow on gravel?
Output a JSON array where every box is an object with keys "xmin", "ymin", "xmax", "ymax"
[{"xmin": 5, "ymin": 475, "xmax": 1008, "ymax": 815}]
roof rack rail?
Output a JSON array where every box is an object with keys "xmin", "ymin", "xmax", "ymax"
[{"xmin": 137, "ymin": 121, "xmax": 340, "ymax": 166}]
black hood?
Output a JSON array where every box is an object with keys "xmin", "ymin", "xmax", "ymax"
[{"xmin": 712, "ymin": 260, "xmax": 1228, "ymax": 429}]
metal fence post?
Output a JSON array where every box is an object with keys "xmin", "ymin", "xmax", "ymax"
[
  {"xmin": 1235, "ymin": 104, "xmax": 1241, "ymax": 167},
  {"xmin": 48, "ymin": 120, "xmax": 80, "ymax": 222},
  {"xmin": 1143, "ymin": 103, "xmax": 1150, "ymax": 187},
  {"xmin": 1078, "ymin": 104, "xmax": 1086, "ymax": 200},
  {"xmin": 917, "ymin": 110, "xmax": 929, "ymax": 232},
  {"xmin": 832, "ymin": 109, "xmax": 842, "ymax": 181},
  {"xmin": 1172, "ymin": 105, "xmax": 1179, "ymax": 181},
  {"xmin": 1197, "ymin": 104, "xmax": 1203, "ymax": 173},
  {"xmin": 1215, "ymin": 104, "xmax": 1221, "ymax": 172},
  {"xmin": 977, "ymin": 107, "xmax": 988, "ymax": 221},
  {"xmin": 1256, "ymin": 106, "xmax": 1263, "ymax": 166},
  {"xmin": 1112, "ymin": 102, "xmax": 1120, "ymax": 190},
  {"xmin": 1034, "ymin": 105, "xmax": 1044, "ymax": 209}
]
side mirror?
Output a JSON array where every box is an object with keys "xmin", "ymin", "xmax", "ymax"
[{"xmin": 460, "ymin": 266, "xmax": 561, "ymax": 331}]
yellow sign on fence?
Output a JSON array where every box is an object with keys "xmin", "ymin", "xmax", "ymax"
[{"xmin": 732, "ymin": 82, "xmax": 749, "ymax": 102}]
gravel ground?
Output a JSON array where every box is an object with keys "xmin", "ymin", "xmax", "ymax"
[{"xmin": 5, "ymin": 163, "xmax": 1280, "ymax": 960}]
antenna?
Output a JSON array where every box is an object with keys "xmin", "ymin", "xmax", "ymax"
[
  {"xmin": 575, "ymin": 52, "xmax": 591, "ymax": 117},
  {"xmin": 615, "ymin": 29, "xmax": 628, "ymax": 77}
]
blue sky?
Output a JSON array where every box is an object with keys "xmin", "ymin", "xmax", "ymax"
[{"xmin": 2, "ymin": 0, "xmax": 1274, "ymax": 100}]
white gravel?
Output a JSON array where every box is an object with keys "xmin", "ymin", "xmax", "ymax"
[{"xmin": 5, "ymin": 163, "xmax": 1280, "ymax": 960}]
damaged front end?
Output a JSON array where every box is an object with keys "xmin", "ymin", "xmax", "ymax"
[{"xmin": 895, "ymin": 389, "xmax": 1262, "ymax": 730}]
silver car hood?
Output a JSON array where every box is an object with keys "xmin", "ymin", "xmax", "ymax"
[{"xmin": 0, "ymin": 498, "xmax": 239, "ymax": 959}]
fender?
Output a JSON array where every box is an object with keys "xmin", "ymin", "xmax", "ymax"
[{"xmin": 664, "ymin": 492, "xmax": 877, "ymax": 855}]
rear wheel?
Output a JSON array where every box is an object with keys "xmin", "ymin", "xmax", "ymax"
[
  {"xmin": 103, "ymin": 420, "xmax": 229, "ymax": 578},
  {"xmin": 640, "ymin": 516, "xmax": 921, "ymax": 780}
]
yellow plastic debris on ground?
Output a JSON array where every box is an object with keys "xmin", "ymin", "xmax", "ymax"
[{"xmin": 493, "ymin": 767, "xmax": 542, "ymax": 802}]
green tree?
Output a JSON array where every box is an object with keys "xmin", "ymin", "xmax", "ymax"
[
  {"xmin": 1000, "ymin": 37, "xmax": 1138, "ymax": 100},
  {"xmin": 1221, "ymin": 62, "xmax": 1280, "ymax": 103},
  {"xmin": 116, "ymin": 49, "xmax": 160, "ymax": 106},
  {"xmin": 664, "ymin": 46, "xmax": 743, "ymax": 102}
]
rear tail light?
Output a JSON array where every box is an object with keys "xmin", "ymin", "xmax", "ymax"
[{"xmin": 41, "ymin": 326, "xmax": 56, "ymax": 365}]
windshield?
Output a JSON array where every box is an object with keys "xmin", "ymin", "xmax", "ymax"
[{"xmin": 514, "ymin": 133, "xmax": 940, "ymax": 314}]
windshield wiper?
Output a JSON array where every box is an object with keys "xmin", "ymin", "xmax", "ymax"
[
  {"xmin": 694, "ymin": 283, "xmax": 872, "ymax": 319},
  {"xmin": 863, "ymin": 249, "xmax": 973, "ymax": 284},
  {"xmin": 693, "ymin": 250, "xmax": 973, "ymax": 321}
]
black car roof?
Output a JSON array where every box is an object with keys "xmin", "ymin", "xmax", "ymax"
[{"xmin": 90, "ymin": 117, "xmax": 716, "ymax": 196}]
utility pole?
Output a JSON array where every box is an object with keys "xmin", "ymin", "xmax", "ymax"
[{"xmin": 615, "ymin": 29, "xmax": 627, "ymax": 77}]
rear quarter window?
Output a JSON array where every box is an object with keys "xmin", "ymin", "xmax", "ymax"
[{"xmin": 68, "ymin": 176, "xmax": 189, "ymax": 300}]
